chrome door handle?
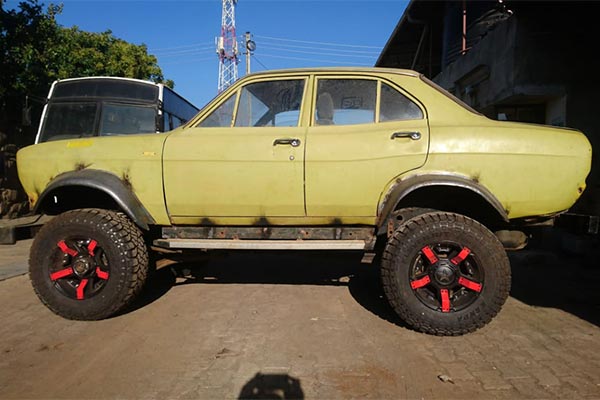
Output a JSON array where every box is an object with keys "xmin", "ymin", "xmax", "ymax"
[
  {"xmin": 391, "ymin": 131, "xmax": 421, "ymax": 140},
  {"xmin": 273, "ymin": 138, "xmax": 301, "ymax": 147}
]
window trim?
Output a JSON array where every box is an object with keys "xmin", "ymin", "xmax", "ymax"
[
  {"xmin": 233, "ymin": 77, "xmax": 308, "ymax": 128},
  {"xmin": 195, "ymin": 76, "xmax": 309, "ymax": 129},
  {"xmin": 378, "ymin": 81, "xmax": 426, "ymax": 123},
  {"xmin": 310, "ymin": 75, "xmax": 427, "ymax": 127}
]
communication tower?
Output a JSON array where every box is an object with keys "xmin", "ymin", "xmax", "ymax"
[{"xmin": 216, "ymin": 0, "xmax": 239, "ymax": 92}]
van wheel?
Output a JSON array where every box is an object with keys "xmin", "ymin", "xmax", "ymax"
[
  {"xmin": 29, "ymin": 209, "xmax": 148, "ymax": 320},
  {"xmin": 381, "ymin": 211, "xmax": 510, "ymax": 335}
]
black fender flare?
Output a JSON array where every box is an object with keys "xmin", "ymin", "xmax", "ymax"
[
  {"xmin": 34, "ymin": 169, "xmax": 156, "ymax": 230},
  {"xmin": 376, "ymin": 174, "xmax": 509, "ymax": 233}
]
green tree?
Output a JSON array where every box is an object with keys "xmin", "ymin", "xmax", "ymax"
[
  {"xmin": 52, "ymin": 27, "xmax": 174, "ymax": 88},
  {"xmin": 0, "ymin": 0, "xmax": 173, "ymax": 146}
]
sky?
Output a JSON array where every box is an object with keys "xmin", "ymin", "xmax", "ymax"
[{"xmin": 6, "ymin": 0, "xmax": 408, "ymax": 108}]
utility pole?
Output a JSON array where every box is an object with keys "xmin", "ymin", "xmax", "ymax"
[
  {"xmin": 216, "ymin": 0, "xmax": 239, "ymax": 92},
  {"xmin": 243, "ymin": 31, "xmax": 256, "ymax": 75}
]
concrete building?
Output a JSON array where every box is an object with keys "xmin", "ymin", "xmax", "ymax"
[{"xmin": 377, "ymin": 0, "xmax": 600, "ymax": 218}]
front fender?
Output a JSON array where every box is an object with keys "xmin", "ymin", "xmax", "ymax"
[{"xmin": 35, "ymin": 169, "xmax": 156, "ymax": 230}]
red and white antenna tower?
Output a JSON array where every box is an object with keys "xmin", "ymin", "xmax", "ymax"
[{"xmin": 216, "ymin": 0, "xmax": 239, "ymax": 92}]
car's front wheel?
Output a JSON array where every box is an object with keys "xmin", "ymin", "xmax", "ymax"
[
  {"xmin": 29, "ymin": 208, "xmax": 148, "ymax": 320},
  {"xmin": 381, "ymin": 211, "xmax": 511, "ymax": 335}
]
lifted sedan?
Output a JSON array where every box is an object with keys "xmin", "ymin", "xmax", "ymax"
[{"xmin": 17, "ymin": 67, "xmax": 592, "ymax": 335}]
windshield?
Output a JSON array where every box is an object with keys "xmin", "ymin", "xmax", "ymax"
[
  {"xmin": 39, "ymin": 102, "xmax": 158, "ymax": 142},
  {"xmin": 39, "ymin": 102, "xmax": 97, "ymax": 142},
  {"xmin": 99, "ymin": 103, "xmax": 157, "ymax": 136}
]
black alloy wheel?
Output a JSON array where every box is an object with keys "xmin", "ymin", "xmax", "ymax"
[
  {"xmin": 381, "ymin": 211, "xmax": 511, "ymax": 336},
  {"xmin": 30, "ymin": 209, "xmax": 149, "ymax": 320}
]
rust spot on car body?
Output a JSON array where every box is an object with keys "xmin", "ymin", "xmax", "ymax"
[
  {"xmin": 200, "ymin": 217, "xmax": 215, "ymax": 226},
  {"xmin": 121, "ymin": 170, "xmax": 133, "ymax": 190},
  {"xmin": 74, "ymin": 162, "xmax": 91, "ymax": 171},
  {"xmin": 253, "ymin": 217, "xmax": 270, "ymax": 226}
]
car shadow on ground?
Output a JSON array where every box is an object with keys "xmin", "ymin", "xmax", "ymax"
[
  {"xmin": 508, "ymin": 245, "xmax": 600, "ymax": 327},
  {"xmin": 127, "ymin": 246, "xmax": 600, "ymax": 328}
]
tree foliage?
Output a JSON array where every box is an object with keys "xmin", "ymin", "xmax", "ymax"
[{"xmin": 0, "ymin": 0, "xmax": 173, "ymax": 145}]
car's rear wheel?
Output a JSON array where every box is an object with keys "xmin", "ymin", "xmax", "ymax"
[
  {"xmin": 29, "ymin": 208, "xmax": 148, "ymax": 320},
  {"xmin": 381, "ymin": 211, "xmax": 510, "ymax": 335}
]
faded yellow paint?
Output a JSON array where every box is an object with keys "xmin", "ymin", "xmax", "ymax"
[
  {"xmin": 17, "ymin": 67, "xmax": 592, "ymax": 228},
  {"xmin": 169, "ymin": 216, "xmax": 377, "ymax": 225},
  {"xmin": 17, "ymin": 132, "xmax": 171, "ymax": 225},
  {"xmin": 66, "ymin": 140, "xmax": 94, "ymax": 148}
]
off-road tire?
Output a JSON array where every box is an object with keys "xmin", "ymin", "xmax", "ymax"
[
  {"xmin": 381, "ymin": 211, "xmax": 511, "ymax": 335},
  {"xmin": 29, "ymin": 208, "xmax": 149, "ymax": 320}
]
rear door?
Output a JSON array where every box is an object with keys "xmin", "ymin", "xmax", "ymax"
[{"xmin": 305, "ymin": 76, "xmax": 429, "ymax": 218}]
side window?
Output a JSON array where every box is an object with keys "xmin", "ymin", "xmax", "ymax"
[
  {"xmin": 315, "ymin": 79, "xmax": 376, "ymax": 126},
  {"xmin": 379, "ymin": 83, "xmax": 423, "ymax": 122},
  {"xmin": 235, "ymin": 79, "xmax": 304, "ymax": 127},
  {"xmin": 197, "ymin": 94, "xmax": 237, "ymax": 127},
  {"xmin": 163, "ymin": 112, "xmax": 172, "ymax": 131}
]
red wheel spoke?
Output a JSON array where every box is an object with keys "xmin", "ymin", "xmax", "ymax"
[
  {"xmin": 50, "ymin": 267, "xmax": 74, "ymax": 281},
  {"xmin": 410, "ymin": 275, "xmax": 431, "ymax": 289},
  {"xmin": 451, "ymin": 247, "xmax": 471, "ymax": 265},
  {"xmin": 95, "ymin": 268, "xmax": 109, "ymax": 280},
  {"xmin": 57, "ymin": 241, "xmax": 78, "ymax": 257},
  {"xmin": 458, "ymin": 276, "xmax": 482, "ymax": 292},
  {"xmin": 421, "ymin": 246, "xmax": 439, "ymax": 264},
  {"xmin": 440, "ymin": 289, "xmax": 451, "ymax": 312},
  {"xmin": 87, "ymin": 240, "xmax": 98, "ymax": 256},
  {"xmin": 76, "ymin": 279, "xmax": 89, "ymax": 300}
]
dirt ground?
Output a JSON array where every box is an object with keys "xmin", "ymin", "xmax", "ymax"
[{"xmin": 0, "ymin": 239, "xmax": 599, "ymax": 399}]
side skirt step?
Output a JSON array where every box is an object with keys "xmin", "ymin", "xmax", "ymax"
[{"xmin": 153, "ymin": 238, "xmax": 367, "ymax": 251}]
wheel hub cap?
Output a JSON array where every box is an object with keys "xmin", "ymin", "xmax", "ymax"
[
  {"xmin": 433, "ymin": 261, "xmax": 456, "ymax": 286},
  {"xmin": 73, "ymin": 257, "xmax": 93, "ymax": 277},
  {"xmin": 49, "ymin": 239, "xmax": 110, "ymax": 300},
  {"xmin": 410, "ymin": 244, "xmax": 483, "ymax": 313}
]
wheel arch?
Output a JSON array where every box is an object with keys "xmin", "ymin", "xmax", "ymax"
[
  {"xmin": 34, "ymin": 169, "xmax": 155, "ymax": 230},
  {"xmin": 377, "ymin": 174, "xmax": 509, "ymax": 234}
]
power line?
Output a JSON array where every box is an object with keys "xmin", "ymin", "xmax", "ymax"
[
  {"xmin": 259, "ymin": 44, "xmax": 377, "ymax": 59},
  {"xmin": 149, "ymin": 42, "xmax": 213, "ymax": 52},
  {"xmin": 259, "ymin": 53, "xmax": 372, "ymax": 66},
  {"xmin": 251, "ymin": 54, "xmax": 269, "ymax": 71},
  {"xmin": 254, "ymin": 34, "xmax": 382, "ymax": 49},
  {"xmin": 155, "ymin": 48, "xmax": 215, "ymax": 58},
  {"xmin": 257, "ymin": 40, "xmax": 380, "ymax": 55},
  {"xmin": 161, "ymin": 57, "xmax": 215, "ymax": 66}
]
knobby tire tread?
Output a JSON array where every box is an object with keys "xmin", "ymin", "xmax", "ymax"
[
  {"xmin": 29, "ymin": 208, "xmax": 148, "ymax": 320},
  {"xmin": 381, "ymin": 211, "xmax": 511, "ymax": 336}
]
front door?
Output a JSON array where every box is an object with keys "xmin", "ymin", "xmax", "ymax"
[{"xmin": 163, "ymin": 78, "xmax": 308, "ymax": 222}]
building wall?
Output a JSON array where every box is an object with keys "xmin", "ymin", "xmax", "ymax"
[{"xmin": 430, "ymin": 8, "xmax": 599, "ymax": 215}]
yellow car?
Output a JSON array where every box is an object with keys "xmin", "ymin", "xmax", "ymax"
[{"xmin": 17, "ymin": 67, "xmax": 592, "ymax": 335}]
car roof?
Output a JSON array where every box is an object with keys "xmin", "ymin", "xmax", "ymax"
[{"xmin": 242, "ymin": 67, "xmax": 420, "ymax": 78}]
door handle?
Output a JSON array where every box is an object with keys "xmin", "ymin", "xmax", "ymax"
[
  {"xmin": 391, "ymin": 131, "xmax": 421, "ymax": 140},
  {"xmin": 273, "ymin": 138, "xmax": 301, "ymax": 147}
]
